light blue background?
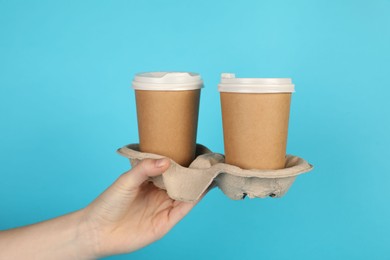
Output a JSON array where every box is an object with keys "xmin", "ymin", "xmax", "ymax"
[{"xmin": 1, "ymin": 0, "xmax": 389, "ymax": 259}]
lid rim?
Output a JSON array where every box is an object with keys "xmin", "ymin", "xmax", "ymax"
[
  {"xmin": 218, "ymin": 89, "xmax": 295, "ymax": 93},
  {"xmin": 132, "ymin": 71, "xmax": 203, "ymax": 91},
  {"xmin": 218, "ymin": 73, "xmax": 295, "ymax": 93},
  {"xmin": 133, "ymin": 84, "xmax": 204, "ymax": 91}
]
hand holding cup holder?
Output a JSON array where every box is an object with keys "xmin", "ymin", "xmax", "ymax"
[{"xmin": 117, "ymin": 143, "xmax": 313, "ymax": 202}]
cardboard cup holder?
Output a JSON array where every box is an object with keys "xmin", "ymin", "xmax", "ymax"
[{"xmin": 117, "ymin": 143, "xmax": 313, "ymax": 202}]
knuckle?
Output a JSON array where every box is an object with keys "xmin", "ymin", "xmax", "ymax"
[
  {"xmin": 114, "ymin": 174, "xmax": 136, "ymax": 194},
  {"xmin": 115, "ymin": 174, "xmax": 130, "ymax": 190}
]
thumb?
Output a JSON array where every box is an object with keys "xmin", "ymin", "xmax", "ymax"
[{"xmin": 114, "ymin": 158, "xmax": 170, "ymax": 192}]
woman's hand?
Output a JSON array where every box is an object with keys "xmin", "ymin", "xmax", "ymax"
[{"xmin": 82, "ymin": 158, "xmax": 202, "ymax": 258}]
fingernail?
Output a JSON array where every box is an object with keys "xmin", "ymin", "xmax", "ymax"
[{"xmin": 155, "ymin": 158, "xmax": 168, "ymax": 168}]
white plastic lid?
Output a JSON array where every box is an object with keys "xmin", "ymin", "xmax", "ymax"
[
  {"xmin": 218, "ymin": 73, "xmax": 295, "ymax": 93},
  {"xmin": 132, "ymin": 72, "xmax": 203, "ymax": 91}
]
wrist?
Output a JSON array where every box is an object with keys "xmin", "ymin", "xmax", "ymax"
[{"xmin": 71, "ymin": 209, "xmax": 101, "ymax": 260}]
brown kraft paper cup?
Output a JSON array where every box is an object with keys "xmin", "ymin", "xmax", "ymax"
[
  {"xmin": 132, "ymin": 72, "xmax": 203, "ymax": 167},
  {"xmin": 218, "ymin": 73, "xmax": 295, "ymax": 170}
]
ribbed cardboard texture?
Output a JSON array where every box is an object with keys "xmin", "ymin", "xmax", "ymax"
[
  {"xmin": 220, "ymin": 92, "xmax": 291, "ymax": 170},
  {"xmin": 135, "ymin": 89, "xmax": 200, "ymax": 167},
  {"xmin": 117, "ymin": 143, "xmax": 313, "ymax": 202}
]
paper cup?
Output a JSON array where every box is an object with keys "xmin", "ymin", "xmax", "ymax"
[
  {"xmin": 132, "ymin": 72, "xmax": 203, "ymax": 167},
  {"xmin": 218, "ymin": 73, "xmax": 295, "ymax": 170}
]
